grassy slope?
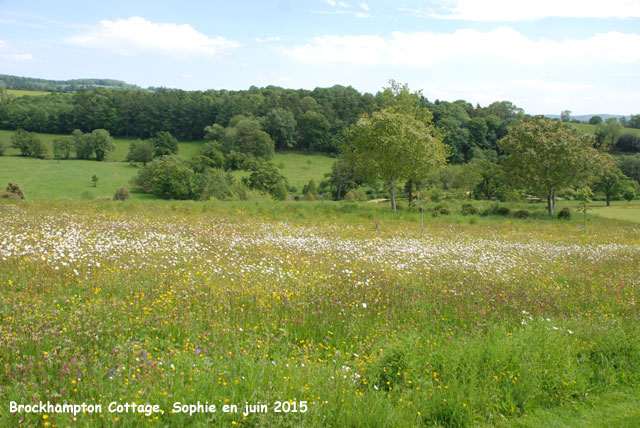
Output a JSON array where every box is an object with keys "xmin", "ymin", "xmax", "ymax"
[
  {"xmin": 5, "ymin": 89, "xmax": 51, "ymax": 97},
  {"xmin": 590, "ymin": 203, "xmax": 640, "ymax": 223},
  {"xmin": 570, "ymin": 122, "xmax": 640, "ymax": 138},
  {"xmin": 0, "ymin": 156, "xmax": 145, "ymax": 200},
  {"xmin": 0, "ymin": 130, "xmax": 336, "ymax": 200}
]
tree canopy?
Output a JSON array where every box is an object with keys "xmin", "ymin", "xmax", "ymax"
[
  {"xmin": 499, "ymin": 118, "xmax": 602, "ymax": 214},
  {"xmin": 343, "ymin": 109, "xmax": 448, "ymax": 210}
]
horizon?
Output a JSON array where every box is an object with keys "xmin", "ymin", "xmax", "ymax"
[{"xmin": 1, "ymin": 0, "xmax": 639, "ymax": 115}]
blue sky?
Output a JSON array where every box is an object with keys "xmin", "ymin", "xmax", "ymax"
[{"xmin": 1, "ymin": 0, "xmax": 639, "ymax": 115}]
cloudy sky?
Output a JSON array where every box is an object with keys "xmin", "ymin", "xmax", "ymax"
[{"xmin": 1, "ymin": 0, "xmax": 639, "ymax": 115}]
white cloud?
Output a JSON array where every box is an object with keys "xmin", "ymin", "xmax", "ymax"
[
  {"xmin": 0, "ymin": 40, "xmax": 34, "ymax": 61},
  {"xmin": 359, "ymin": 2, "xmax": 370, "ymax": 11},
  {"xmin": 68, "ymin": 16, "xmax": 239, "ymax": 58},
  {"xmin": 281, "ymin": 28, "xmax": 640, "ymax": 67},
  {"xmin": 0, "ymin": 53, "xmax": 34, "ymax": 61},
  {"xmin": 326, "ymin": 0, "xmax": 336, "ymax": 5},
  {"xmin": 355, "ymin": 12, "xmax": 371, "ymax": 18},
  {"xmin": 255, "ymin": 36, "xmax": 282, "ymax": 43},
  {"xmin": 425, "ymin": 0, "xmax": 640, "ymax": 20},
  {"xmin": 512, "ymin": 80, "xmax": 594, "ymax": 91}
]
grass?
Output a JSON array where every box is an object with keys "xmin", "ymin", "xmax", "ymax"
[
  {"xmin": 0, "ymin": 200, "xmax": 639, "ymax": 427},
  {"xmin": 5, "ymin": 89, "xmax": 52, "ymax": 97},
  {"xmin": 0, "ymin": 156, "xmax": 144, "ymax": 200},
  {"xmin": 0, "ymin": 130, "xmax": 336, "ymax": 201},
  {"xmin": 570, "ymin": 122, "xmax": 640, "ymax": 138},
  {"xmin": 590, "ymin": 203, "xmax": 640, "ymax": 223}
]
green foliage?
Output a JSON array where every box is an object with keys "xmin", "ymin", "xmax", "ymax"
[
  {"xmin": 557, "ymin": 207, "xmax": 572, "ymax": 220},
  {"xmin": 514, "ymin": 209, "xmax": 532, "ymax": 219},
  {"xmin": 343, "ymin": 188, "xmax": 367, "ymax": 201},
  {"xmin": 319, "ymin": 159, "xmax": 358, "ymax": 200},
  {"xmin": 72, "ymin": 129, "xmax": 93, "ymax": 159},
  {"xmin": 11, "ymin": 129, "xmax": 47, "ymax": 158},
  {"xmin": 499, "ymin": 118, "xmax": 602, "ymax": 215},
  {"xmin": 113, "ymin": 187, "xmax": 131, "ymax": 201},
  {"xmin": 299, "ymin": 110, "xmax": 332, "ymax": 152},
  {"xmin": 126, "ymin": 139, "xmax": 154, "ymax": 165},
  {"xmin": 618, "ymin": 154, "xmax": 640, "ymax": 184},
  {"xmin": 596, "ymin": 118, "xmax": 624, "ymax": 150},
  {"xmin": 91, "ymin": 129, "xmax": 115, "ymax": 161},
  {"xmin": 222, "ymin": 116, "xmax": 274, "ymax": 160},
  {"xmin": 589, "ymin": 115, "xmax": 603, "ymax": 125},
  {"xmin": 615, "ymin": 134, "xmax": 640, "ymax": 153},
  {"xmin": 594, "ymin": 157, "xmax": 633, "ymax": 206},
  {"xmin": 196, "ymin": 168, "xmax": 235, "ymax": 200},
  {"xmin": 242, "ymin": 158, "xmax": 288, "ymax": 197},
  {"xmin": 151, "ymin": 131, "xmax": 179, "ymax": 157},
  {"xmin": 91, "ymin": 174, "xmax": 99, "ymax": 187},
  {"xmin": 460, "ymin": 203, "xmax": 478, "ymax": 216},
  {"xmin": 132, "ymin": 155, "xmax": 197, "ymax": 200},
  {"xmin": 0, "ymin": 138, "xmax": 6, "ymax": 156},
  {"xmin": 52, "ymin": 136, "xmax": 74, "ymax": 160},
  {"xmin": 263, "ymin": 108, "xmax": 297, "ymax": 149},
  {"xmin": 344, "ymin": 109, "xmax": 447, "ymax": 210},
  {"xmin": 200, "ymin": 141, "xmax": 225, "ymax": 168},
  {"xmin": 302, "ymin": 179, "xmax": 318, "ymax": 197}
]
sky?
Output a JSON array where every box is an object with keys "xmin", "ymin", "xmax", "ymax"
[{"xmin": 1, "ymin": 0, "xmax": 639, "ymax": 115}]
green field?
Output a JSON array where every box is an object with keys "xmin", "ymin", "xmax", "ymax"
[
  {"xmin": 0, "ymin": 130, "xmax": 336, "ymax": 200},
  {"xmin": 590, "ymin": 203, "xmax": 640, "ymax": 223},
  {"xmin": 0, "ymin": 200, "xmax": 639, "ymax": 427},
  {"xmin": 570, "ymin": 122, "xmax": 640, "ymax": 138},
  {"xmin": 5, "ymin": 89, "xmax": 52, "ymax": 97}
]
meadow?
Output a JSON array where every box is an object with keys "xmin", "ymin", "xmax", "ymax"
[
  {"xmin": 1, "ymin": 200, "xmax": 639, "ymax": 427},
  {"xmin": 0, "ymin": 129, "xmax": 336, "ymax": 200}
]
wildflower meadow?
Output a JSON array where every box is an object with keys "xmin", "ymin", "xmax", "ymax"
[{"xmin": 1, "ymin": 200, "xmax": 639, "ymax": 427}]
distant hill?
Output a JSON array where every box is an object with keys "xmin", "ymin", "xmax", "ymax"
[
  {"xmin": 0, "ymin": 74, "xmax": 140, "ymax": 92},
  {"xmin": 545, "ymin": 114, "xmax": 630, "ymax": 122}
]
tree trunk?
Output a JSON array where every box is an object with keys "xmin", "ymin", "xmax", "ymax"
[
  {"xmin": 408, "ymin": 178, "xmax": 413, "ymax": 204},
  {"xmin": 547, "ymin": 190, "xmax": 553, "ymax": 215},
  {"xmin": 606, "ymin": 193, "xmax": 610, "ymax": 206},
  {"xmin": 390, "ymin": 180, "xmax": 396, "ymax": 211}
]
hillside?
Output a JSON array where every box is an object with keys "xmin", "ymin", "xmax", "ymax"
[{"xmin": 0, "ymin": 74, "xmax": 140, "ymax": 92}]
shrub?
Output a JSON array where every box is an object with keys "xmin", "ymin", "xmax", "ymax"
[
  {"xmin": 113, "ymin": 187, "xmax": 131, "ymax": 201},
  {"xmin": 126, "ymin": 139, "xmax": 154, "ymax": 165},
  {"xmin": 53, "ymin": 136, "xmax": 74, "ymax": 160},
  {"xmin": 0, "ymin": 138, "xmax": 6, "ymax": 156},
  {"xmin": 557, "ymin": 207, "xmax": 571, "ymax": 220},
  {"xmin": 11, "ymin": 129, "xmax": 46, "ymax": 158},
  {"xmin": 3, "ymin": 182, "xmax": 25, "ymax": 200},
  {"xmin": 514, "ymin": 209, "xmax": 531, "ymax": 219},
  {"xmin": 432, "ymin": 203, "xmax": 449, "ymax": 215},
  {"xmin": 494, "ymin": 206, "xmax": 511, "ymax": 216},
  {"xmin": 460, "ymin": 203, "xmax": 478, "ymax": 216},
  {"xmin": 615, "ymin": 134, "xmax": 640, "ymax": 153},
  {"xmin": 305, "ymin": 191, "xmax": 315, "ymax": 201},
  {"xmin": 344, "ymin": 189, "xmax": 367, "ymax": 201}
]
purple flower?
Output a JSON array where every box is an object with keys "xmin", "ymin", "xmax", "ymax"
[
  {"xmin": 140, "ymin": 350, "xmax": 147, "ymax": 358},
  {"xmin": 194, "ymin": 349, "xmax": 202, "ymax": 356},
  {"xmin": 107, "ymin": 369, "xmax": 115, "ymax": 377}
]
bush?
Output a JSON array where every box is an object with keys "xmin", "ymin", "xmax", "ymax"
[
  {"xmin": 460, "ymin": 203, "xmax": 478, "ymax": 216},
  {"xmin": 0, "ymin": 139, "xmax": 6, "ymax": 156},
  {"xmin": 344, "ymin": 189, "xmax": 367, "ymax": 201},
  {"xmin": 2, "ymin": 182, "xmax": 25, "ymax": 200},
  {"xmin": 615, "ymin": 134, "xmax": 640, "ymax": 153},
  {"xmin": 432, "ymin": 203, "xmax": 450, "ymax": 215},
  {"xmin": 557, "ymin": 207, "xmax": 571, "ymax": 220},
  {"xmin": 494, "ymin": 206, "xmax": 511, "ymax": 216},
  {"xmin": 113, "ymin": 187, "xmax": 131, "ymax": 201},
  {"xmin": 11, "ymin": 129, "xmax": 47, "ymax": 158},
  {"xmin": 131, "ymin": 155, "xmax": 197, "ymax": 200},
  {"xmin": 513, "ymin": 209, "xmax": 531, "ymax": 219},
  {"xmin": 305, "ymin": 191, "xmax": 315, "ymax": 201}
]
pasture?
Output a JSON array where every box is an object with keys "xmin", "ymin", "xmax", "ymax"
[{"xmin": 1, "ymin": 200, "xmax": 639, "ymax": 427}]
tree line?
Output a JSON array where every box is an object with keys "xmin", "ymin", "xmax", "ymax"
[{"xmin": 0, "ymin": 83, "xmax": 532, "ymax": 161}]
